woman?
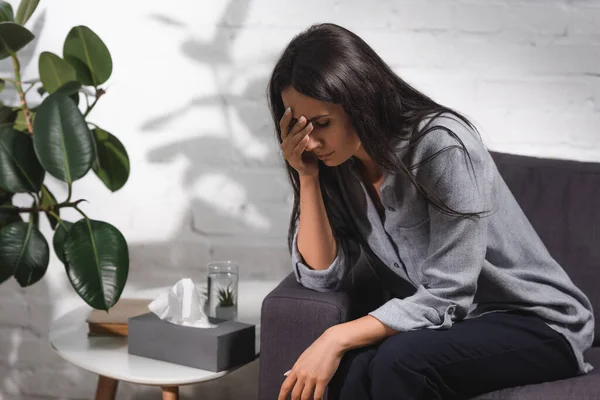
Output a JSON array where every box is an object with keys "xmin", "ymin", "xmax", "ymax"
[{"xmin": 267, "ymin": 23, "xmax": 594, "ymax": 400}]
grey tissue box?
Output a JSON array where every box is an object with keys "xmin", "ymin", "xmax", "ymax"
[{"xmin": 127, "ymin": 312, "xmax": 256, "ymax": 372}]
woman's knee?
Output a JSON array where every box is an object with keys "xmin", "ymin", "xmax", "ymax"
[
  {"xmin": 336, "ymin": 347, "xmax": 378, "ymax": 398},
  {"xmin": 368, "ymin": 334, "xmax": 440, "ymax": 399},
  {"xmin": 369, "ymin": 331, "xmax": 439, "ymax": 378},
  {"xmin": 344, "ymin": 346, "xmax": 377, "ymax": 377}
]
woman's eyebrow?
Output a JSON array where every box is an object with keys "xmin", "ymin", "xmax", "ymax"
[{"xmin": 291, "ymin": 114, "xmax": 330, "ymax": 123}]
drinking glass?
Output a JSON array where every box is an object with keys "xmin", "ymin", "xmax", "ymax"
[{"xmin": 206, "ymin": 261, "xmax": 238, "ymax": 320}]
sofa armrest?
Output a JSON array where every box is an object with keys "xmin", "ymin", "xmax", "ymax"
[
  {"xmin": 258, "ymin": 256, "xmax": 388, "ymax": 400},
  {"xmin": 257, "ymin": 273, "xmax": 353, "ymax": 399}
]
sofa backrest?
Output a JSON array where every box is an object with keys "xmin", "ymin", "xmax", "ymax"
[{"xmin": 491, "ymin": 151, "xmax": 600, "ymax": 343}]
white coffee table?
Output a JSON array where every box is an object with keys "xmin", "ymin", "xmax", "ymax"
[{"xmin": 49, "ymin": 281, "xmax": 276, "ymax": 400}]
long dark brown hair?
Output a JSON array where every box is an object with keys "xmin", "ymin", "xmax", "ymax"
[{"xmin": 266, "ymin": 23, "xmax": 486, "ymax": 255}]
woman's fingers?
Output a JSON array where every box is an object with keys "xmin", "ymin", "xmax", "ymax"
[
  {"xmin": 290, "ymin": 375, "xmax": 306, "ymax": 400},
  {"xmin": 291, "ymin": 133, "xmax": 310, "ymax": 160},
  {"xmin": 300, "ymin": 379, "xmax": 316, "ymax": 400},
  {"xmin": 290, "ymin": 122, "xmax": 313, "ymax": 148},
  {"xmin": 284, "ymin": 115, "xmax": 306, "ymax": 147},
  {"xmin": 313, "ymin": 382, "xmax": 326, "ymax": 400},
  {"xmin": 279, "ymin": 107, "xmax": 292, "ymax": 140},
  {"xmin": 278, "ymin": 110, "xmax": 319, "ymax": 177},
  {"xmin": 278, "ymin": 372, "xmax": 297, "ymax": 400},
  {"xmin": 282, "ymin": 121, "xmax": 312, "ymax": 161}
]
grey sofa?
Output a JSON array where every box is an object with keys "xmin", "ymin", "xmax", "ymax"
[{"xmin": 259, "ymin": 151, "xmax": 600, "ymax": 399}]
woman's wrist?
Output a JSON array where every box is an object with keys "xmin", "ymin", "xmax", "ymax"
[
  {"xmin": 299, "ymin": 174, "xmax": 319, "ymax": 185},
  {"xmin": 323, "ymin": 325, "xmax": 351, "ymax": 355},
  {"xmin": 325, "ymin": 316, "xmax": 399, "ymax": 354}
]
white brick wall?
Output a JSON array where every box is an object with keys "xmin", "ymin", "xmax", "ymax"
[{"xmin": 0, "ymin": 0, "xmax": 598, "ymax": 398}]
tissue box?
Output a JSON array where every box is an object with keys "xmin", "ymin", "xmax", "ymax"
[{"xmin": 127, "ymin": 312, "xmax": 255, "ymax": 372}]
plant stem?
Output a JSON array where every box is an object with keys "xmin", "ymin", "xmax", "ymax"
[
  {"xmin": 11, "ymin": 54, "xmax": 33, "ymax": 134},
  {"xmin": 83, "ymin": 88, "xmax": 105, "ymax": 118},
  {"xmin": 66, "ymin": 183, "xmax": 72, "ymax": 203},
  {"xmin": 74, "ymin": 205, "xmax": 90, "ymax": 220},
  {"xmin": 48, "ymin": 210, "xmax": 68, "ymax": 230},
  {"xmin": 0, "ymin": 199, "xmax": 86, "ymax": 213},
  {"xmin": 23, "ymin": 82, "xmax": 37, "ymax": 95}
]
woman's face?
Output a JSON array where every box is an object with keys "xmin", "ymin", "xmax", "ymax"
[{"xmin": 281, "ymin": 86, "xmax": 361, "ymax": 166}]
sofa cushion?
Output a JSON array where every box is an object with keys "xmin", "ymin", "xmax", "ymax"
[
  {"xmin": 473, "ymin": 347, "xmax": 600, "ymax": 399},
  {"xmin": 490, "ymin": 152, "xmax": 600, "ymax": 344}
]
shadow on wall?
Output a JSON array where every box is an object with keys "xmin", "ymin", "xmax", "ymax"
[
  {"xmin": 0, "ymin": 0, "xmax": 287, "ymax": 398},
  {"xmin": 139, "ymin": 0, "xmax": 295, "ymax": 266},
  {"xmin": 0, "ymin": 280, "xmax": 51, "ymax": 398},
  {"xmin": 132, "ymin": 0, "xmax": 288, "ymax": 398},
  {"xmin": 0, "ymin": 280, "xmax": 111, "ymax": 399}
]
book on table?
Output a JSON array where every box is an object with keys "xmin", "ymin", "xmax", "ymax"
[{"xmin": 86, "ymin": 298, "xmax": 153, "ymax": 337}]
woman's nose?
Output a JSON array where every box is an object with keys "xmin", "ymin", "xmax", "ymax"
[{"xmin": 305, "ymin": 135, "xmax": 320, "ymax": 151}]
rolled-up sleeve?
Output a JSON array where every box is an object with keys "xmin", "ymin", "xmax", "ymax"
[
  {"xmin": 292, "ymin": 221, "xmax": 360, "ymax": 292},
  {"xmin": 369, "ymin": 136, "xmax": 494, "ymax": 331}
]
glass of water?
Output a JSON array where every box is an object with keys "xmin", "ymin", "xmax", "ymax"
[{"xmin": 206, "ymin": 261, "xmax": 239, "ymax": 320}]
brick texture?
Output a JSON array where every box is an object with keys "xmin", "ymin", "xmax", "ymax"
[{"xmin": 0, "ymin": 0, "xmax": 598, "ymax": 399}]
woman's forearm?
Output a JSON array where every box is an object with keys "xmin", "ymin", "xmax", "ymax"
[
  {"xmin": 296, "ymin": 175, "xmax": 338, "ymax": 270},
  {"xmin": 329, "ymin": 315, "xmax": 399, "ymax": 353}
]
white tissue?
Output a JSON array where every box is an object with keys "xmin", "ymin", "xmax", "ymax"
[{"xmin": 148, "ymin": 278, "xmax": 217, "ymax": 328}]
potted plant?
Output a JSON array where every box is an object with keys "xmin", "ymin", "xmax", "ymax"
[
  {"xmin": 0, "ymin": 0, "xmax": 130, "ymax": 311},
  {"xmin": 215, "ymin": 284, "xmax": 236, "ymax": 320}
]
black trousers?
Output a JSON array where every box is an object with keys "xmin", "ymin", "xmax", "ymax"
[{"xmin": 330, "ymin": 310, "xmax": 580, "ymax": 400}]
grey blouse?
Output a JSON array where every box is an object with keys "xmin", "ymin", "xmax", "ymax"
[{"xmin": 291, "ymin": 113, "xmax": 595, "ymax": 374}]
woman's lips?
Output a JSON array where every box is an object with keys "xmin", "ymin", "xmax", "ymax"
[{"xmin": 317, "ymin": 151, "xmax": 334, "ymax": 160}]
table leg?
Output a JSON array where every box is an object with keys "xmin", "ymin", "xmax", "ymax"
[
  {"xmin": 95, "ymin": 375, "xmax": 118, "ymax": 400},
  {"xmin": 162, "ymin": 386, "xmax": 179, "ymax": 400}
]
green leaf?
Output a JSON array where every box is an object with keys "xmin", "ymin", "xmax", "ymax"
[
  {"xmin": 0, "ymin": 220, "xmax": 50, "ymax": 287},
  {"xmin": 14, "ymin": 0, "xmax": 38, "ymax": 25},
  {"xmin": 63, "ymin": 26, "xmax": 112, "ymax": 87},
  {"xmin": 52, "ymin": 219, "xmax": 72, "ymax": 264},
  {"xmin": 54, "ymin": 80, "xmax": 81, "ymax": 106},
  {"xmin": 0, "ymin": 126, "xmax": 44, "ymax": 193},
  {"xmin": 38, "ymin": 52, "xmax": 77, "ymax": 94},
  {"xmin": 40, "ymin": 185, "xmax": 59, "ymax": 229},
  {"xmin": 0, "ymin": 22, "xmax": 34, "ymax": 60},
  {"xmin": 0, "ymin": 1, "xmax": 13, "ymax": 23},
  {"xmin": 0, "ymin": 192, "xmax": 21, "ymax": 231},
  {"xmin": 69, "ymin": 91, "xmax": 79, "ymax": 106},
  {"xmin": 0, "ymin": 252, "xmax": 11, "ymax": 283},
  {"xmin": 0, "ymin": 207, "xmax": 21, "ymax": 227},
  {"xmin": 32, "ymin": 92, "xmax": 94, "ymax": 183},
  {"xmin": 0, "ymin": 186, "xmax": 11, "ymax": 202},
  {"xmin": 0, "ymin": 104, "xmax": 17, "ymax": 124},
  {"xmin": 0, "ymin": 78, "xmax": 5, "ymax": 92},
  {"xmin": 92, "ymin": 128, "xmax": 130, "ymax": 192},
  {"xmin": 55, "ymin": 80, "xmax": 81, "ymax": 96},
  {"xmin": 30, "ymin": 209, "xmax": 38, "ymax": 227},
  {"xmin": 13, "ymin": 109, "xmax": 34, "ymax": 132},
  {"xmin": 64, "ymin": 219, "xmax": 129, "ymax": 310}
]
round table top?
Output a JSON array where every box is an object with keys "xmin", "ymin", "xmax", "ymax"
[{"xmin": 49, "ymin": 281, "xmax": 275, "ymax": 386}]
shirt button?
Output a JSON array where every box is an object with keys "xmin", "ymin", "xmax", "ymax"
[
  {"xmin": 387, "ymin": 207, "xmax": 395, "ymax": 212},
  {"xmin": 393, "ymin": 262, "xmax": 400, "ymax": 268}
]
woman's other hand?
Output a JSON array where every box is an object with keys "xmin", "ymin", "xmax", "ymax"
[{"xmin": 278, "ymin": 328, "xmax": 345, "ymax": 400}]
